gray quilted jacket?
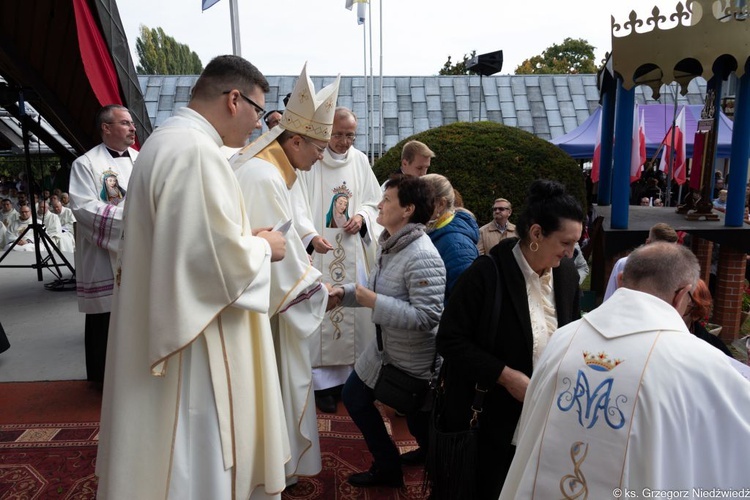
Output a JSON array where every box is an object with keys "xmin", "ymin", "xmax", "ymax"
[{"xmin": 342, "ymin": 230, "xmax": 446, "ymax": 388}]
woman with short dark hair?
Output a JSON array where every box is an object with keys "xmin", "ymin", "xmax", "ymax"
[
  {"xmin": 434, "ymin": 179, "xmax": 584, "ymax": 499},
  {"xmin": 331, "ymin": 174, "xmax": 446, "ymax": 489}
]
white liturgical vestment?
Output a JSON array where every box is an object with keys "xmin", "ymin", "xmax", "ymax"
[
  {"xmin": 96, "ymin": 107, "xmax": 289, "ymax": 500},
  {"xmin": 298, "ymin": 146, "xmax": 382, "ymax": 388},
  {"xmin": 500, "ymin": 288, "xmax": 750, "ymax": 499},
  {"xmin": 232, "ymin": 139, "xmax": 328, "ymax": 480},
  {"xmin": 69, "ymin": 143, "xmax": 135, "ymax": 313}
]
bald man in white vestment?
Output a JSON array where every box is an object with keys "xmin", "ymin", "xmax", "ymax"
[
  {"xmin": 500, "ymin": 243, "xmax": 750, "ymax": 499},
  {"xmin": 5, "ymin": 205, "xmax": 33, "ymax": 251},
  {"xmin": 50, "ymin": 198, "xmax": 75, "ymax": 252},
  {"xmin": 96, "ymin": 55, "xmax": 290, "ymax": 500},
  {"xmin": 36, "ymin": 201, "xmax": 64, "ymax": 250},
  {"xmin": 297, "ymin": 107, "xmax": 383, "ymax": 413}
]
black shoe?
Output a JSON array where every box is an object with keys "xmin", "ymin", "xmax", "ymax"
[
  {"xmin": 348, "ymin": 466, "xmax": 403, "ymax": 488},
  {"xmin": 400, "ymin": 447, "xmax": 426, "ymax": 465},
  {"xmin": 315, "ymin": 393, "xmax": 337, "ymax": 413}
]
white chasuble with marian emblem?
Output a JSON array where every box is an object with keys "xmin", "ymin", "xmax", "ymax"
[{"xmin": 529, "ymin": 324, "xmax": 659, "ymax": 499}]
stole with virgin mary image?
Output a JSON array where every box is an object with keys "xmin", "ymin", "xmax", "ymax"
[
  {"xmin": 100, "ymin": 170, "xmax": 126, "ymax": 206},
  {"xmin": 326, "ymin": 191, "xmax": 351, "ymax": 229}
]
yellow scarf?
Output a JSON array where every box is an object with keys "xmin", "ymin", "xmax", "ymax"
[{"xmin": 430, "ymin": 210, "xmax": 455, "ymax": 231}]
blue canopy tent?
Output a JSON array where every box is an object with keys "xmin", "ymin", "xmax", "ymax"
[{"xmin": 551, "ymin": 104, "xmax": 734, "ymax": 159}]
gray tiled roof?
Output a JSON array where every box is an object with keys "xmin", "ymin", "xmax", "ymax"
[{"xmin": 138, "ymin": 74, "xmax": 708, "ymax": 155}]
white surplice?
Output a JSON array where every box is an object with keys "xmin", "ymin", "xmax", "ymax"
[
  {"xmin": 96, "ymin": 107, "xmax": 289, "ymax": 500},
  {"xmin": 69, "ymin": 143, "xmax": 135, "ymax": 313},
  {"xmin": 297, "ymin": 147, "xmax": 382, "ymax": 388},
  {"xmin": 501, "ymin": 288, "xmax": 750, "ymax": 499},
  {"xmin": 56, "ymin": 206, "xmax": 76, "ymax": 252},
  {"xmin": 36, "ymin": 211, "xmax": 64, "ymax": 250},
  {"xmin": 5, "ymin": 217, "xmax": 32, "ymax": 251},
  {"xmin": 232, "ymin": 140, "xmax": 328, "ymax": 479}
]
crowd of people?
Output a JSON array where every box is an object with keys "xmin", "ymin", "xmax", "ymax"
[
  {"xmin": 623, "ymin": 164, "xmax": 750, "ymax": 219},
  {"xmin": 0, "ymin": 183, "xmax": 75, "ymax": 252},
  {"xmin": 5, "ymin": 54, "xmax": 748, "ymax": 498}
]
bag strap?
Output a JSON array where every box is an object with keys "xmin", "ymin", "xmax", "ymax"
[{"xmin": 470, "ymin": 254, "xmax": 503, "ymax": 426}]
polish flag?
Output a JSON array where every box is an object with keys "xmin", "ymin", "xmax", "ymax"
[
  {"xmin": 630, "ymin": 106, "xmax": 646, "ymax": 183},
  {"xmin": 591, "ymin": 111, "xmax": 602, "ymax": 183},
  {"xmin": 659, "ymin": 107, "xmax": 687, "ymax": 185}
]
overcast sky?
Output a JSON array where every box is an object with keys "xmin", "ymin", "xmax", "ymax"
[{"xmin": 118, "ymin": 1, "xmax": 686, "ymax": 77}]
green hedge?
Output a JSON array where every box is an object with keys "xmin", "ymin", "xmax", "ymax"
[{"xmin": 373, "ymin": 121, "xmax": 586, "ymax": 227}]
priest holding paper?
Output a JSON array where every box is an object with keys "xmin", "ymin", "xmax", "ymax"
[{"xmin": 96, "ymin": 56, "xmax": 290, "ymax": 500}]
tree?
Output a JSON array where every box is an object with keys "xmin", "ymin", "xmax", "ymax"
[
  {"xmin": 439, "ymin": 50, "xmax": 477, "ymax": 75},
  {"xmin": 515, "ymin": 38, "xmax": 596, "ymax": 75},
  {"xmin": 136, "ymin": 25, "xmax": 203, "ymax": 75}
]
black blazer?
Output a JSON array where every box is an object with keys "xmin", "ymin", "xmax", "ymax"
[{"xmin": 437, "ymin": 237, "xmax": 580, "ymax": 449}]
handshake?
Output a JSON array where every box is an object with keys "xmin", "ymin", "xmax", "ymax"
[
  {"xmin": 325, "ymin": 283, "xmax": 342, "ymax": 311},
  {"xmin": 324, "ymin": 283, "xmax": 375, "ymax": 312}
]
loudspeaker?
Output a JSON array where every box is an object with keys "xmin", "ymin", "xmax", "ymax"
[{"xmin": 466, "ymin": 50, "xmax": 503, "ymax": 76}]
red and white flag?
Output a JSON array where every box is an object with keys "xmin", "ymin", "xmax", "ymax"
[
  {"xmin": 630, "ymin": 106, "xmax": 646, "ymax": 183},
  {"xmin": 591, "ymin": 111, "xmax": 602, "ymax": 183},
  {"xmin": 659, "ymin": 107, "xmax": 686, "ymax": 185}
]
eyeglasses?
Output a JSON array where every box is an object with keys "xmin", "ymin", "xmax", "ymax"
[
  {"xmin": 303, "ymin": 136, "xmax": 327, "ymax": 154},
  {"xmin": 107, "ymin": 120, "xmax": 135, "ymax": 127},
  {"xmin": 493, "ymin": 207, "xmax": 510, "ymax": 212},
  {"xmin": 223, "ymin": 90, "xmax": 266, "ymax": 120},
  {"xmin": 331, "ymin": 133, "xmax": 357, "ymax": 141}
]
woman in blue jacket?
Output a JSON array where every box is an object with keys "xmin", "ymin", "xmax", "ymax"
[{"xmin": 422, "ymin": 173, "xmax": 479, "ymax": 302}]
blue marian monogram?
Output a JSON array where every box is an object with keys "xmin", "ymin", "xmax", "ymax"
[{"xmin": 557, "ymin": 369, "xmax": 627, "ymax": 430}]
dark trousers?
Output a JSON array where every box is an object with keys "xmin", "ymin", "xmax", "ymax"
[
  {"xmin": 0, "ymin": 322, "xmax": 9, "ymax": 354},
  {"xmin": 343, "ymin": 370, "xmax": 428, "ymax": 473},
  {"xmin": 85, "ymin": 312, "xmax": 110, "ymax": 383}
]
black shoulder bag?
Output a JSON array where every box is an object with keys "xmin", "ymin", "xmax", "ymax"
[{"xmin": 372, "ymin": 324, "xmax": 435, "ymax": 415}]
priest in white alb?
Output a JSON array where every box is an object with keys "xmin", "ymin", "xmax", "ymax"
[
  {"xmin": 69, "ymin": 104, "xmax": 137, "ymax": 383},
  {"xmin": 296, "ymin": 107, "xmax": 383, "ymax": 413},
  {"xmin": 96, "ymin": 55, "xmax": 290, "ymax": 500},
  {"xmin": 500, "ymin": 243, "xmax": 750, "ymax": 499},
  {"xmin": 231, "ymin": 63, "xmax": 340, "ymax": 484}
]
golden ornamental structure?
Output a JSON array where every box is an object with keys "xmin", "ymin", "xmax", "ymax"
[{"xmin": 612, "ymin": 0, "xmax": 750, "ymax": 97}]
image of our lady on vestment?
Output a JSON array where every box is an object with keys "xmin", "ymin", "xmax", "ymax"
[{"xmin": 301, "ymin": 174, "xmax": 382, "ymax": 391}]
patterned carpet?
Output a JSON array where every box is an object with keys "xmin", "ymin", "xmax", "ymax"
[
  {"xmin": 0, "ymin": 411, "xmax": 424, "ymax": 499},
  {"xmin": 0, "ymin": 422, "xmax": 98, "ymax": 499}
]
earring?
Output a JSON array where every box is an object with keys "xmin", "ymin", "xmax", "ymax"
[{"xmin": 530, "ymin": 241, "xmax": 539, "ymax": 252}]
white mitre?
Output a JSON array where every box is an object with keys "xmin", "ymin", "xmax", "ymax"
[{"xmin": 230, "ymin": 62, "xmax": 341, "ymax": 166}]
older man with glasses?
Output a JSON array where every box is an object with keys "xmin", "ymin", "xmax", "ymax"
[
  {"xmin": 5, "ymin": 204, "xmax": 33, "ymax": 250},
  {"xmin": 296, "ymin": 106, "xmax": 384, "ymax": 414},
  {"xmin": 477, "ymin": 197, "xmax": 517, "ymax": 255}
]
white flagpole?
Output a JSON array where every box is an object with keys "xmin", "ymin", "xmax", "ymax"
[
  {"xmin": 362, "ymin": 13, "xmax": 369, "ymax": 164},
  {"xmin": 368, "ymin": 0, "xmax": 375, "ymax": 164},
  {"xmin": 229, "ymin": 0, "xmax": 242, "ymax": 56},
  {"xmin": 379, "ymin": 0, "xmax": 384, "ymax": 159}
]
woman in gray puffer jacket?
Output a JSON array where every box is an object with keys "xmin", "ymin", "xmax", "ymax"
[{"xmin": 331, "ymin": 174, "xmax": 446, "ymax": 489}]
